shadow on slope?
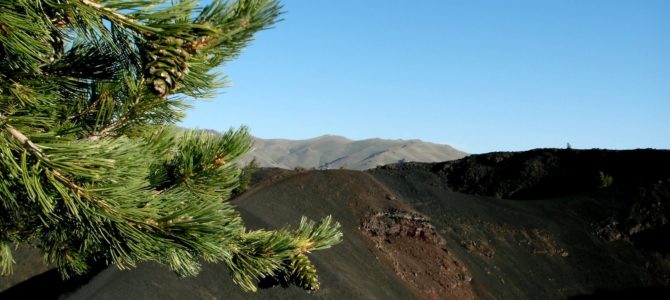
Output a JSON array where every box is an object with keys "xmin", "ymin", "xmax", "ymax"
[
  {"xmin": 0, "ymin": 264, "xmax": 105, "ymax": 299},
  {"xmin": 567, "ymin": 286, "xmax": 670, "ymax": 300}
]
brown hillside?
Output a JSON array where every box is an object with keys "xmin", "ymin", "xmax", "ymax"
[
  {"xmin": 0, "ymin": 169, "xmax": 472, "ymax": 300},
  {"xmin": 3, "ymin": 148, "xmax": 670, "ymax": 299},
  {"xmin": 237, "ymin": 169, "xmax": 475, "ymax": 300}
]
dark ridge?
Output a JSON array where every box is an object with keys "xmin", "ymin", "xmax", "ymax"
[
  {"xmin": 377, "ymin": 148, "xmax": 670, "ymax": 199},
  {"xmin": 369, "ymin": 148, "xmax": 670, "ymax": 299},
  {"xmin": 567, "ymin": 286, "xmax": 670, "ymax": 300}
]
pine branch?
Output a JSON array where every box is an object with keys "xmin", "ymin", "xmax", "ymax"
[
  {"xmin": 0, "ymin": 115, "xmax": 147, "ymax": 222},
  {"xmin": 0, "ymin": 118, "xmax": 218, "ymax": 277},
  {"xmin": 1, "ymin": 117, "xmax": 118, "ymax": 214},
  {"xmin": 1, "ymin": 1, "xmax": 341, "ymax": 293}
]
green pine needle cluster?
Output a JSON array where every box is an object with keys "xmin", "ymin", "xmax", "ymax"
[{"xmin": 0, "ymin": 0, "xmax": 342, "ymax": 292}]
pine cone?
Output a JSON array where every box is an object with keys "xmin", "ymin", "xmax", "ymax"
[
  {"xmin": 258, "ymin": 253, "xmax": 320, "ymax": 291},
  {"xmin": 142, "ymin": 37, "xmax": 191, "ymax": 98},
  {"xmin": 289, "ymin": 253, "xmax": 320, "ymax": 291}
]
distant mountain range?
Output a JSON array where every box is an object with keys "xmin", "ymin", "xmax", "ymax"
[{"xmin": 238, "ymin": 135, "xmax": 467, "ymax": 170}]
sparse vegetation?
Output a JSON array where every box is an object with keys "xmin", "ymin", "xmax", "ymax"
[
  {"xmin": 599, "ymin": 171, "xmax": 614, "ymax": 188},
  {"xmin": 233, "ymin": 158, "xmax": 258, "ymax": 196}
]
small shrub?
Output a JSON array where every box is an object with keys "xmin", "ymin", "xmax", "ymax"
[
  {"xmin": 599, "ymin": 171, "xmax": 614, "ymax": 188},
  {"xmin": 233, "ymin": 158, "xmax": 258, "ymax": 196}
]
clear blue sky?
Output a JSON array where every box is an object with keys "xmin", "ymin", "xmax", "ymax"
[{"xmin": 180, "ymin": 0, "xmax": 670, "ymax": 154}]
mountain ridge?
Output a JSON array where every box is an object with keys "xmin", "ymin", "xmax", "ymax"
[{"xmin": 240, "ymin": 135, "xmax": 467, "ymax": 170}]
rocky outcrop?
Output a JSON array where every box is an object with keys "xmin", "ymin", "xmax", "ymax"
[{"xmin": 362, "ymin": 209, "xmax": 475, "ymax": 300}]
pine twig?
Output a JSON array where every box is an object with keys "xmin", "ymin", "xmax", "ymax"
[
  {"xmin": 4, "ymin": 124, "xmax": 45, "ymax": 158},
  {"xmin": 77, "ymin": 0, "xmax": 161, "ymax": 35},
  {"xmin": 85, "ymin": 78, "xmax": 145, "ymax": 141},
  {"xmin": 67, "ymin": 92, "xmax": 104, "ymax": 121},
  {"xmin": 1, "ymin": 120, "xmax": 170, "ymax": 234},
  {"xmin": 1, "ymin": 119, "xmax": 116, "ymax": 212}
]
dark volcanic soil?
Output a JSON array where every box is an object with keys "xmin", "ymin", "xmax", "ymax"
[
  {"xmin": 1, "ymin": 169, "xmax": 472, "ymax": 300},
  {"xmin": 2, "ymin": 148, "xmax": 669, "ymax": 299},
  {"xmin": 237, "ymin": 169, "xmax": 475, "ymax": 300}
]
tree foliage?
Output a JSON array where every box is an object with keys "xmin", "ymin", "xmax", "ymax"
[
  {"xmin": 0, "ymin": 0, "xmax": 341, "ymax": 292},
  {"xmin": 232, "ymin": 157, "xmax": 257, "ymax": 196}
]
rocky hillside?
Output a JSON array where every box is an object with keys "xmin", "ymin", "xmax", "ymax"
[
  {"xmin": 1, "ymin": 170, "xmax": 470, "ymax": 300},
  {"xmin": 239, "ymin": 135, "xmax": 467, "ymax": 170},
  {"xmin": 370, "ymin": 148, "xmax": 670, "ymax": 299},
  {"xmin": 2, "ymin": 148, "xmax": 669, "ymax": 299}
]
